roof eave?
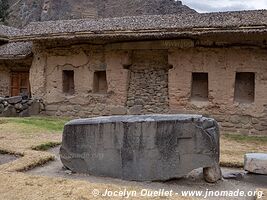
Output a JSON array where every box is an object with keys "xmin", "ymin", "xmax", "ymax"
[
  {"xmin": 10, "ymin": 27, "xmax": 267, "ymax": 42},
  {"xmin": 0, "ymin": 54, "xmax": 32, "ymax": 61},
  {"xmin": 0, "ymin": 36, "xmax": 8, "ymax": 41}
]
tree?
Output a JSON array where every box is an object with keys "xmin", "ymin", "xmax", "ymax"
[{"xmin": 0, "ymin": 0, "xmax": 9, "ymax": 22}]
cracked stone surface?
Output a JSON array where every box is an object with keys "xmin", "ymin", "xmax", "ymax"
[{"xmin": 60, "ymin": 114, "xmax": 221, "ymax": 182}]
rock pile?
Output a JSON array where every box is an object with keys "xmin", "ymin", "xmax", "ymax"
[{"xmin": 0, "ymin": 96, "xmax": 45, "ymax": 117}]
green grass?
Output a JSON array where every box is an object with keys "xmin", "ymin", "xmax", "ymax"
[
  {"xmin": 223, "ymin": 134, "xmax": 267, "ymax": 143},
  {"xmin": 6, "ymin": 117, "xmax": 69, "ymax": 132},
  {"xmin": 32, "ymin": 142, "xmax": 61, "ymax": 151}
]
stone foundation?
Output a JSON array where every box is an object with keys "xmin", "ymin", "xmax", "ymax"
[{"xmin": 0, "ymin": 96, "xmax": 45, "ymax": 117}]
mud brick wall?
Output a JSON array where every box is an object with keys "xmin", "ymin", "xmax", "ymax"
[
  {"xmin": 29, "ymin": 41, "xmax": 267, "ymax": 135},
  {"xmin": 0, "ymin": 65, "xmax": 10, "ymax": 97}
]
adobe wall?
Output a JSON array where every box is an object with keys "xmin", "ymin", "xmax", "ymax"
[
  {"xmin": 33, "ymin": 44, "xmax": 130, "ymax": 116},
  {"xmin": 168, "ymin": 48, "xmax": 267, "ymax": 135},
  {"xmin": 0, "ymin": 64, "xmax": 10, "ymax": 96},
  {"xmin": 30, "ymin": 42, "xmax": 267, "ymax": 135}
]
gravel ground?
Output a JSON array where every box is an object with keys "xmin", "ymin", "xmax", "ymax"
[
  {"xmin": 0, "ymin": 153, "xmax": 19, "ymax": 165},
  {"xmin": 25, "ymin": 146, "xmax": 267, "ymax": 200}
]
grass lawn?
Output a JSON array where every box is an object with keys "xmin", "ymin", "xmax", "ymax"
[
  {"xmin": 0, "ymin": 117, "xmax": 196, "ymax": 200},
  {"xmin": 0, "ymin": 117, "xmax": 67, "ymax": 172},
  {"xmin": 0, "ymin": 116, "xmax": 266, "ymax": 200},
  {"xmin": 220, "ymin": 134, "xmax": 267, "ymax": 168}
]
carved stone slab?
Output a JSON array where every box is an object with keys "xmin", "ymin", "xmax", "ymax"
[{"xmin": 60, "ymin": 114, "xmax": 221, "ymax": 182}]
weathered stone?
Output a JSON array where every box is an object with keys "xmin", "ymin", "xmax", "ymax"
[
  {"xmin": 252, "ymin": 118, "xmax": 260, "ymax": 124},
  {"xmin": 229, "ymin": 115, "xmax": 241, "ymax": 124},
  {"xmin": 21, "ymin": 104, "xmax": 29, "ymax": 111},
  {"xmin": 40, "ymin": 102, "xmax": 46, "ymax": 111},
  {"xmin": 203, "ymin": 164, "xmax": 222, "ymax": 183},
  {"xmin": 128, "ymin": 105, "xmax": 143, "ymax": 115},
  {"xmin": 239, "ymin": 116, "xmax": 251, "ymax": 125},
  {"xmin": 0, "ymin": 104, "xmax": 4, "ymax": 113},
  {"xmin": 1, "ymin": 105, "xmax": 17, "ymax": 117},
  {"xmin": 14, "ymin": 103, "xmax": 23, "ymax": 110},
  {"xmin": 0, "ymin": 97, "xmax": 5, "ymax": 104},
  {"xmin": 27, "ymin": 100, "xmax": 34, "ymax": 106},
  {"xmin": 73, "ymin": 105, "xmax": 82, "ymax": 111},
  {"xmin": 28, "ymin": 101, "xmax": 41, "ymax": 115},
  {"xmin": 254, "ymin": 124, "xmax": 267, "ymax": 131},
  {"xmin": 127, "ymin": 101, "xmax": 134, "ymax": 107},
  {"xmin": 223, "ymin": 172, "xmax": 246, "ymax": 180},
  {"xmin": 3, "ymin": 101, "xmax": 8, "ymax": 107},
  {"xmin": 7, "ymin": 96, "xmax": 22, "ymax": 105},
  {"xmin": 60, "ymin": 114, "xmax": 221, "ymax": 182},
  {"xmin": 134, "ymin": 99, "xmax": 144, "ymax": 105},
  {"xmin": 21, "ymin": 100, "xmax": 28, "ymax": 104},
  {"xmin": 244, "ymin": 153, "xmax": 267, "ymax": 175},
  {"xmin": 110, "ymin": 106, "xmax": 127, "ymax": 115},
  {"xmin": 45, "ymin": 105, "xmax": 58, "ymax": 111},
  {"xmin": 19, "ymin": 109, "xmax": 30, "ymax": 117}
]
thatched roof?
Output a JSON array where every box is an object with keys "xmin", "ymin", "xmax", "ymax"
[
  {"xmin": 0, "ymin": 25, "xmax": 20, "ymax": 40},
  {"xmin": 0, "ymin": 25, "xmax": 32, "ymax": 60},
  {"xmin": 0, "ymin": 42, "xmax": 32, "ymax": 60},
  {"xmin": 12, "ymin": 10, "xmax": 267, "ymax": 41}
]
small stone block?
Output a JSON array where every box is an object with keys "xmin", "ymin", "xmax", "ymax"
[{"xmin": 244, "ymin": 153, "xmax": 267, "ymax": 175}]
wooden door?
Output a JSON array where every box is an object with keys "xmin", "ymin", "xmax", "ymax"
[{"xmin": 10, "ymin": 72, "xmax": 30, "ymax": 97}]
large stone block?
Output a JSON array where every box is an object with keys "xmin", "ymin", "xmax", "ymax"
[
  {"xmin": 60, "ymin": 114, "xmax": 221, "ymax": 182},
  {"xmin": 244, "ymin": 153, "xmax": 267, "ymax": 175},
  {"xmin": 7, "ymin": 96, "xmax": 22, "ymax": 104}
]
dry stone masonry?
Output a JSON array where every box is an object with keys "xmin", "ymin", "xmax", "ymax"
[
  {"xmin": 60, "ymin": 114, "xmax": 222, "ymax": 183},
  {"xmin": 0, "ymin": 96, "xmax": 44, "ymax": 117},
  {"xmin": 127, "ymin": 69, "xmax": 169, "ymax": 114},
  {"xmin": 127, "ymin": 50, "xmax": 169, "ymax": 114}
]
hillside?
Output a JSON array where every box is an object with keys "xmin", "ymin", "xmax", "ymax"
[{"xmin": 4, "ymin": 0, "xmax": 196, "ymax": 28}]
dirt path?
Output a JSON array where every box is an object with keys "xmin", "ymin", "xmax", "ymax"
[
  {"xmin": 0, "ymin": 153, "xmax": 19, "ymax": 165},
  {"xmin": 25, "ymin": 146, "xmax": 267, "ymax": 200}
]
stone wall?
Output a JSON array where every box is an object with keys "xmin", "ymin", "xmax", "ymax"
[
  {"xmin": 0, "ymin": 96, "xmax": 44, "ymax": 117},
  {"xmin": 29, "ymin": 41, "xmax": 267, "ymax": 135},
  {"xmin": 0, "ymin": 64, "xmax": 10, "ymax": 97},
  {"xmin": 126, "ymin": 50, "xmax": 169, "ymax": 114}
]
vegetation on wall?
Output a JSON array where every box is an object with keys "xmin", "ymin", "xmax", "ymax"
[{"xmin": 0, "ymin": 0, "xmax": 9, "ymax": 23}]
